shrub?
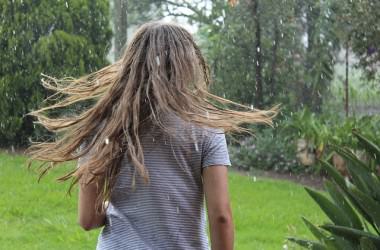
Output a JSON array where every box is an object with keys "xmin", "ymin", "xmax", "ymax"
[
  {"xmin": 288, "ymin": 131, "xmax": 380, "ymax": 249},
  {"xmin": 229, "ymin": 128, "xmax": 304, "ymax": 173}
]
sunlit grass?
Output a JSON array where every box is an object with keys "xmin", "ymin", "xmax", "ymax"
[{"xmin": 0, "ymin": 152, "xmax": 325, "ymax": 249}]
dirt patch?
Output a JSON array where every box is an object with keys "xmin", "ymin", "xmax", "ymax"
[
  {"xmin": 0, "ymin": 147, "xmax": 27, "ymax": 155},
  {"xmin": 231, "ymin": 168, "xmax": 326, "ymax": 190}
]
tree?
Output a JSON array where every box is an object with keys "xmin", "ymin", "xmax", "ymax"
[
  {"xmin": 113, "ymin": 0, "xmax": 128, "ymax": 60},
  {"xmin": 251, "ymin": 0, "xmax": 263, "ymax": 108},
  {"xmin": 193, "ymin": 0, "xmax": 306, "ymax": 109},
  {"xmin": 329, "ymin": 0, "xmax": 354, "ymax": 117},
  {"xmin": 111, "ymin": 0, "xmax": 164, "ymax": 60},
  {"xmin": 166, "ymin": 0, "xmax": 353, "ymax": 114},
  {"xmin": 349, "ymin": 0, "xmax": 380, "ymax": 81},
  {"xmin": 0, "ymin": 0, "xmax": 112, "ymax": 146},
  {"xmin": 324, "ymin": 0, "xmax": 380, "ymax": 116},
  {"xmin": 296, "ymin": 0, "xmax": 339, "ymax": 113}
]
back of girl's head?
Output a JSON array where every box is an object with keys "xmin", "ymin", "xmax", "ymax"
[
  {"xmin": 121, "ymin": 21, "xmax": 203, "ymax": 83},
  {"xmin": 116, "ymin": 21, "xmax": 209, "ymax": 125}
]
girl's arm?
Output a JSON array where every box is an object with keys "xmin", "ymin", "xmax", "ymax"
[
  {"xmin": 78, "ymin": 177, "xmax": 106, "ymax": 231},
  {"xmin": 203, "ymin": 166, "xmax": 234, "ymax": 250}
]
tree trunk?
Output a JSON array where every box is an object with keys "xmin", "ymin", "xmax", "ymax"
[
  {"xmin": 302, "ymin": 1, "xmax": 314, "ymax": 109},
  {"xmin": 344, "ymin": 40, "xmax": 349, "ymax": 117},
  {"xmin": 114, "ymin": 0, "xmax": 128, "ymax": 61},
  {"xmin": 302, "ymin": 0, "xmax": 323, "ymax": 113},
  {"xmin": 252, "ymin": 0, "xmax": 263, "ymax": 108},
  {"xmin": 269, "ymin": 20, "xmax": 279, "ymax": 98}
]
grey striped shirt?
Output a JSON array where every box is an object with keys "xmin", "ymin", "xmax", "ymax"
[{"xmin": 79, "ymin": 114, "xmax": 231, "ymax": 249}]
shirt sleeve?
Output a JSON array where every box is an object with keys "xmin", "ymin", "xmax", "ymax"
[{"xmin": 201, "ymin": 130, "xmax": 231, "ymax": 169}]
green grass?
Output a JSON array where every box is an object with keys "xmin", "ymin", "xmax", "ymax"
[
  {"xmin": 229, "ymin": 174, "xmax": 326, "ymax": 250},
  {"xmin": 0, "ymin": 152, "xmax": 326, "ymax": 249}
]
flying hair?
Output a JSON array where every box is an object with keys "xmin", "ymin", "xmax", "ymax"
[{"xmin": 26, "ymin": 21, "xmax": 278, "ymax": 213}]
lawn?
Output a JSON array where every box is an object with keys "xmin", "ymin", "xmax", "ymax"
[{"xmin": 0, "ymin": 152, "xmax": 326, "ymax": 249}]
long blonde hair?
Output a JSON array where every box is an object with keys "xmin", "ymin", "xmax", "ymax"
[{"xmin": 27, "ymin": 21, "xmax": 278, "ymax": 213}]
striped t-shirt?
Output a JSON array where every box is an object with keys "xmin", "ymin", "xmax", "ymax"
[{"xmin": 79, "ymin": 113, "xmax": 231, "ymax": 250}]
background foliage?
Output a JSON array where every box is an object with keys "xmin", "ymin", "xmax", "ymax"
[
  {"xmin": 0, "ymin": 0, "xmax": 379, "ymax": 176},
  {"xmin": 0, "ymin": 0, "xmax": 112, "ymax": 146}
]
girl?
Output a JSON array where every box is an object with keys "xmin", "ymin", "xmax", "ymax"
[{"xmin": 28, "ymin": 21, "xmax": 277, "ymax": 250}]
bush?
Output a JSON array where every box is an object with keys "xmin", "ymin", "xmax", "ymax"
[
  {"xmin": 288, "ymin": 131, "xmax": 380, "ymax": 249},
  {"xmin": 282, "ymin": 109, "xmax": 380, "ymax": 144},
  {"xmin": 230, "ymin": 110, "xmax": 380, "ymax": 175},
  {"xmin": 280, "ymin": 109, "xmax": 380, "ymax": 168},
  {"xmin": 229, "ymin": 128, "xmax": 304, "ymax": 173}
]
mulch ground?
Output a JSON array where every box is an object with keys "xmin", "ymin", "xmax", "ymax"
[{"xmin": 231, "ymin": 168, "xmax": 326, "ymax": 190}]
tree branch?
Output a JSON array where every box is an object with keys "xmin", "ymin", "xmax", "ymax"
[{"xmin": 165, "ymin": 0, "xmax": 213, "ymax": 25}]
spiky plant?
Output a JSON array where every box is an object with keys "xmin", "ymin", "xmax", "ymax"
[{"xmin": 288, "ymin": 131, "xmax": 380, "ymax": 250}]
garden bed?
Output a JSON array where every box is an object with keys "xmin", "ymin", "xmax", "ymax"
[{"xmin": 232, "ymin": 167, "xmax": 325, "ymax": 190}]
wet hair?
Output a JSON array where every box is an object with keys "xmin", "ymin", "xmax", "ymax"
[{"xmin": 27, "ymin": 21, "xmax": 278, "ymax": 213}]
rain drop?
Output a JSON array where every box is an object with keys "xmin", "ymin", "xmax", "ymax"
[
  {"xmin": 194, "ymin": 142, "xmax": 199, "ymax": 152},
  {"xmin": 155, "ymin": 56, "xmax": 160, "ymax": 66}
]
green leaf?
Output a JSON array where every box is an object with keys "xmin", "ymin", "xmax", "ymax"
[
  {"xmin": 330, "ymin": 145, "xmax": 371, "ymax": 173},
  {"xmin": 321, "ymin": 224, "xmax": 380, "ymax": 248},
  {"xmin": 319, "ymin": 160, "xmax": 346, "ymax": 191},
  {"xmin": 305, "ymin": 187, "xmax": 351, "ymax": 227},
  {"xmin": 353, "ymin": 131, "xmax": 380, "ymax": 165},
  {"xmin": 324, "ymin": 180, "xmax": 362, "ymax": 230},
  {"xmin": 369, "ymin": 173, "xmax": 380, "ymax": 202},
  {"xmin": 301, "ymin": 217, "xmax": 349, "ymax": 249},
  {"xmin": 302, "ymin": 217, "xmax": 329, "ymax": 241},
  {"xmin": 287, "ymin": 237, "xmax": 327, "ymax": 250},
  {"xmin": 346, "ymin": 167, "xmax": 371, "ymax": 197},
  {"xmin": 332, "ymin": 236, "xmax": 357, "ymax": 250},
  {"xmin": 331, "ymin": 145, "xmax": 372, "ymax": 194},
  {"xmin": 320, "ymin": 160, "xmax": 374, "ymax": 228},
  {"xmin": 347, "ymin": 185, "xmax": 380, "ymax": 231},
  {"xmin": 360, "ymin": 237, "xmax": 377, "ymax": 250}
]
